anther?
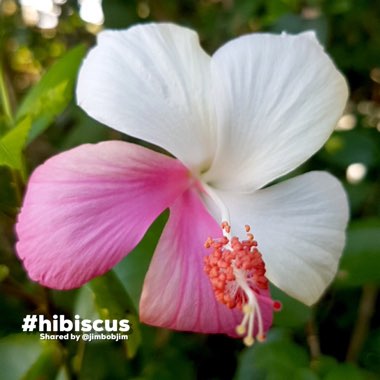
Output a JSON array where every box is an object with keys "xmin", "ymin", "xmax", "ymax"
[
  {"xmin": 242, "ymin": 304, "xmax": 252, "ymax": 314},
  {"xmin": 257, "ymin": 334, "xmax": 266, "ymax": 342},
  {"xmin": 243, "ymin": 336, "xmax": 254, "ymax": 346},
  {"xmin": 221, "ymin": 221, "xmax": 231, "ymax": 234}
]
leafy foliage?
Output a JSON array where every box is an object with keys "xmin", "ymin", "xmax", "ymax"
[{"xmin": 15, "ymin": 45, "xmax": 86, "ymax": 143}]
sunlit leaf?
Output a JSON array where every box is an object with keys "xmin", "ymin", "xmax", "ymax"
[
  {"xmin": 74, "ymin": 286, "xmax": 99, "ymax": 321},
  {"xmin": 0, "ymin": 265, "xmax": 9, "ymax": 282},
  {"xmin": 0, "ymin": 117, "xmax": 30, "ymax": 176},
  {"xmin": 55, "ymin": 367, "xmax": 70, "ymax": 380},
  {"xmin": 0, "ymin": 334, "xmax": 42, "ymax": 380},
  {"xmin": 16, "ymin": 45, "xmax": 86, "ymax": 143},
  {"xmin": 23, "ymin": 341, "xmax": 63, "ymax": 380}
]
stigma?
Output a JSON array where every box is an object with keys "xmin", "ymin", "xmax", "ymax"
[{"xmin": 203, "ymin": 222, "xmax": 281, "ymax": 346}]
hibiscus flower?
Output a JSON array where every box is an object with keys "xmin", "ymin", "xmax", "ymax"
[{"xmin": 16, "ymin": 23, "xmax": 349, "ymax": 345}]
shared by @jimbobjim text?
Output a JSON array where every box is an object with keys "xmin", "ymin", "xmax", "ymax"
[{"xmin": 21, "ymin": 314, "xmax": 131, "ymax": 342}]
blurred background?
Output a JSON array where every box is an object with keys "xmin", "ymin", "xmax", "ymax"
[{"xmin": 0, "ymin": 0, "xmax": 379, "ymax": 379}]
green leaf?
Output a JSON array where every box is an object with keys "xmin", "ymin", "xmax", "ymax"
[
  {"xmin": 16, "ymin": 45, "xmax": 86, "ymax": 143},
  {"xmin": 138, "ymin": 345, "xmax": 196, "ymax": 380},
  {"xmin": 322, "ymin": 130, "xmax": 380, "ymax": 169},
  {"xmin": 89, "ymin": 271, "xmax": 141, "ymax": 358},
  {"xmin": 315, "ymin": 355, "xmax": 339, "ymax": 378},
  {"xmin": 74, "ymin": 286, "xmax": 100, "ymax": 322},
  {"xmin": 271, "ymin": 285, "xmax": 312, "ymax": 328},
  {"xmin": 294, "ymin": 368, "xmax": 320, "ymax": 380},
  {"xmin": 90, "ymin": 271, "xmax": 137, "ymax": 322},
  {"xmin": 59, "ymin": 108, "xmax": 110, "ymax": 150},
  {"xmin": 335, "ymin": 219, "xmax": 380, "ymax": 287},
  {"xmin": 22, "ymin": 341, "xmax": 63, "ymax": 380},
  {"xmin": 0, "ymin": 63, "xmax": 14, "ymax": 127},
  {"xmin": 55, "ymin": 367, "xmax": 70, "ymax": 380},
  {"xmin": 0, "ymin": 117, "xmax": 30, "ymax": 175},
  {"xmin": 234, "ymin": 329, "xmax": 311, "ymax": 380},
  {"xmin": 0, "ymin": 334, "xmax": 43, "ymax": 380},
  {"xmin": 77, "ymin": 341, "xmax": 131, "ymax": 379},
  {"xmin": 0, "ymin": 264, "xmax": 10, "ymax": 282},
  {"xmin": 324, "ymin": 363, "xmax": 369, "ymax": 380},
  {"xmin": 75, "ymin": 279, "xmax": 141, "ymax": 359},
  {"xmin": 360, "ymin": 328, "xmax": 380, "ymax": 373},
  {"xmin": 114, "ymin": 212, "xmax": 168, "ymax": 310}
]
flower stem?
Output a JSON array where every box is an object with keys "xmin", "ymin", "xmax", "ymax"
[
  {"xmin": 306, "ymin": 316, "xmax": 321, "ymax": 364},
  {"xmin": 346, "ymin": 284, "xmax": 378, "ymax": 362}
]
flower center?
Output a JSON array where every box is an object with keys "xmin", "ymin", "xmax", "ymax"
[{"xmin": 203, "ymin": 222, "xmax": 281, "ymax": 346}]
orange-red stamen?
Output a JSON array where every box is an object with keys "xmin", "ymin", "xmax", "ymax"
[{"xmin": 203, "ymin": 223, "xmax": 281, "ymax": 346}]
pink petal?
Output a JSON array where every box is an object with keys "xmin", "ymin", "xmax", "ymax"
[
  {"xmin": 16, "ymin": 141, "xmax": 190, "ymax": 289},
  {"xmin": 139, "ymin": 187, "xmax": 273, "ymax": 337}
]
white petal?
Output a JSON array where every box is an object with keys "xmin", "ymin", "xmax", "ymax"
[
  {"xmin": 215, "ymin": 172, "xmax": 349, "ymax": 305},
  {"xmin": 203, "ymin": 32, "xmax": 348, "ymax": 191},
  {"xmin": 77, "ymin": 23, "xmax": 214, "ymax": 172}
]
